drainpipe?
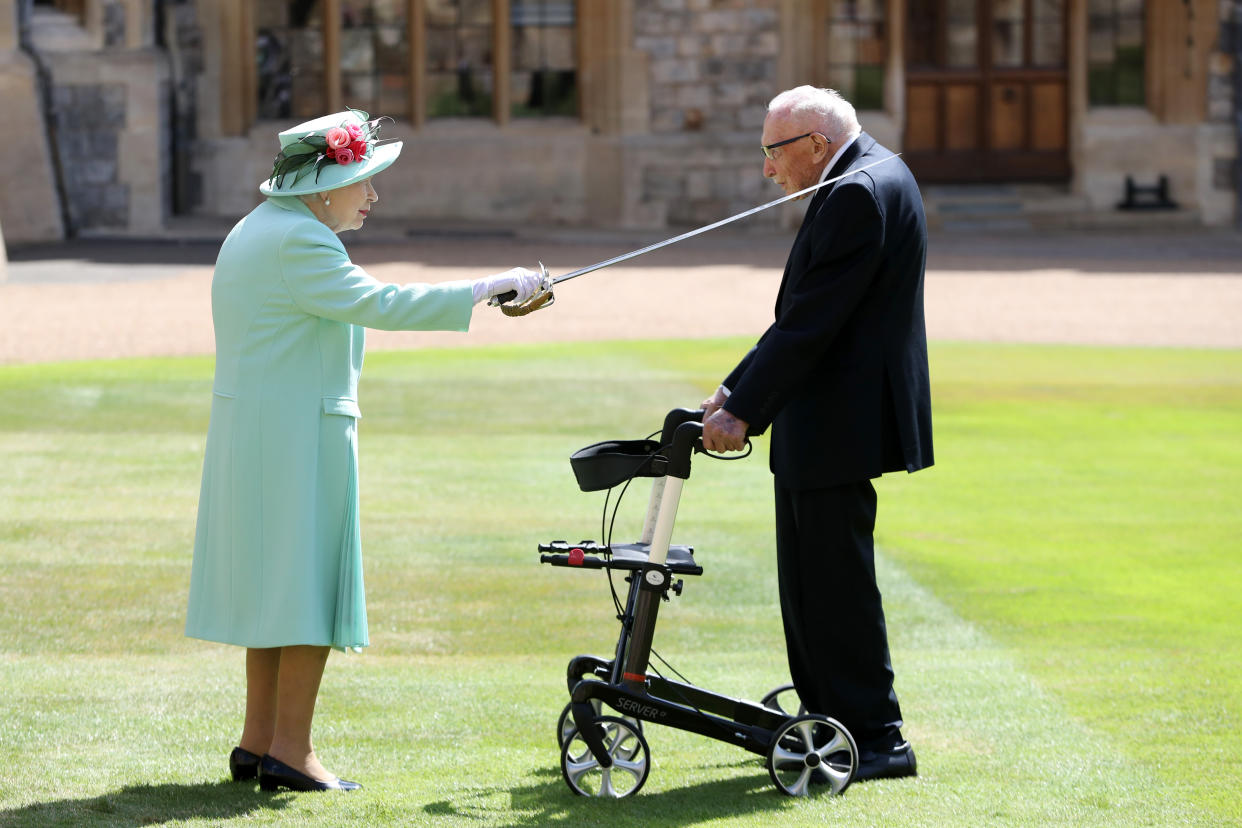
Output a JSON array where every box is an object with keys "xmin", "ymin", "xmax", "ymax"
[{"xmin": 17, "ymin": 0, "xmax": 74, "ymax": 238}]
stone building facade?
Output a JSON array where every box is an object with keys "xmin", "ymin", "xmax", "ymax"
[{"xmin": 0, "ymin": 0, "xmax": 1238, "ymax": 247}]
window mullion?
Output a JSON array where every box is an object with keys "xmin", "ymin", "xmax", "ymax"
[
  {"xmin": 493, "ymin": 0, "xmax": 511, "ymax": 124},
  {"xmin": 324, "ymin": 0, "xmax": 343, "ymax": 112},
  {"xmin": 410, "ymin": 0, "xmax": 425, "ymax": 126}
]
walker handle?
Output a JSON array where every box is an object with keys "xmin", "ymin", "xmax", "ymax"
[
  {"xmin": 661, "ymin": 408, "xmax": 705, "ymax": 446},
  {"xmin": 664, "ymin": 421, "xmax": 704, "ymax": 480}
]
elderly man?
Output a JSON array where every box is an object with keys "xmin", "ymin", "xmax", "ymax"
[{"xmin": 701, "ymin": 86, "xmax": 933, "ymax": 782}]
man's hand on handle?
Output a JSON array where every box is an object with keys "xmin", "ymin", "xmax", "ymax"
[{"xmin": 703, "ymin": 407, "xmax": 749, "ymax": 453}]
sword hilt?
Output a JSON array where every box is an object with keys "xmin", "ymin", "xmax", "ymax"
[{"xmin": 490, "ymin": 262, "xmax": 554, "ymax": 315}]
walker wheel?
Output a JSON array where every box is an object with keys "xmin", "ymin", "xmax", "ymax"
[
  {"xmin": 766, "ymin": 714, "xmax": 857, "ymax": 797},
  {"xmin": 560, "ymin": 716, "xmax": 651, "ymax": 798},
  {"xmin": 759, "ymin": 683, "xmax": 806, "ymax": 717},
  {"xmin": 557, "ymin": 700, "xmax": 642, "ymax": 752}
]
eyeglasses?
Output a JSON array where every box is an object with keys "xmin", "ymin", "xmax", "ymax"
[{"xmin": 761, "ymin": 132, "xmax": 828, "ymax": 160}]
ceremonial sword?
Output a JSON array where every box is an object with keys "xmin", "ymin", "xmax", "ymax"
[{"xmin": 493, "ymin": 153, "xmax": 900, "ymax": 315}]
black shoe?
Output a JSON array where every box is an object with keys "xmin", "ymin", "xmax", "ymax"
[
  {"xmin": 258, "ymin": 754, "xmax": 362, "ymax": 792},
  {"xmin": 230, "ymin": 747, "xmax": 261, "ymax": 782},
  {"xmin": 854, "ymin": 740, "xmax": 917, "ymax": 782}
]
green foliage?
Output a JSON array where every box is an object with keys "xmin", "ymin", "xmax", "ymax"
[
  {"xmin": 1088, "ymin": 45, "xmax": 1145, "ymax": 107},
  {"xmin": 0, "ymin": 341, "xmax": 1238, "ymax": 825},
  {"xmin": 852, "ymin": 65, "xmax": 885, "ymax": 112},
  {"xmin": 427, "ymin": 87, "xmax": 493, "ymax": 119}
]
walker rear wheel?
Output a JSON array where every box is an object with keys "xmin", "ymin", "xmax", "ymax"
[
  {"xmin": 560, "ymin": 716, "xmax": 651, "ymax": 798},
  {"xmin": 766, "ymin": 714, "xmax": 857, "ymax": 797}
]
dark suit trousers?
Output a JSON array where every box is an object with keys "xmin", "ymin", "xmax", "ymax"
[{"xmin": 773, "ymin": 478, "xmax": 904, "ymax": 747}]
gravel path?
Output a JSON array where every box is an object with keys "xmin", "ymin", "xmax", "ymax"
[{"xmin": 2, "ymin": 225, "xmax": 1240, "ymax": 365}]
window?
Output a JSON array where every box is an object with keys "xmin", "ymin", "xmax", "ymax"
[
  {"xmin": 1087, "ymin": 0, "xmax": 1144, "ymax": 105},
  {"xmin": 993, "ymin": 0, "xmax": 1065, "ymax": 68},
  {"xmin": 822, "ymin": 0, "xmax": 886, "ymax": 110},
  {"xmin": 510, "ymin": 1, "xmax": 577, "ymax": 117},
  {"xmin": 907, "ymin": 0, "xmax": 976, "ymax": 69},
  {"xmin": 341, "ymin": 0, "xmax": 411, "ymax": 118},
  {"xmin": 425, "ymin": 0, "xmax": 493, "ymax": 117},
  {"xmin": 256, "ymin": 1, "xmax": 326, "ymax": 120},
  {"xmin": 907, "ymin": 0, "xmax": 1064, "ymax": 71},
  {"xmin": 254, "ymin": 0, "xmax": 578, "ymax": 123},
  {"xmin": 1030, "ymin": 0, "xmax": 1066, "ymax": 66}
]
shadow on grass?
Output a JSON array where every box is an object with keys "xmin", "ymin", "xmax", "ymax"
[
  {"xmin": 0, "ymin": 780, "xmax": 293, "ymax": 826},
  {"xmin": 424, "ymin": 764, "xmax": 802, "ymax": 827}
]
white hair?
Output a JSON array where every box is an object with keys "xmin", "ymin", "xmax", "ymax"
[{"xmin": 767, "ymin": 86, "xmax": 861, "ymax": 141}]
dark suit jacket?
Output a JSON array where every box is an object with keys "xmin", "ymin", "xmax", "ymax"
[{"xmin": 722, "ymin": 132, "xmax": 933, "ymax": 489}]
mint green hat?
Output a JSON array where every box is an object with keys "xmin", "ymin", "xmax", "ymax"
[{"xmin": 260, "ymin": 109, "xmax": 403, "ymax": 197}]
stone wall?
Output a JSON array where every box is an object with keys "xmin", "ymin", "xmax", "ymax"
[
  {"xmin": 629, "ymin": 0, "xmax": 785, "ymax": 228},
  {"xmin": 0, "ymin": 0, "xmax": 66, "ymax": 243},
  {"xmin": 51, "ymin": 82, "xmax": 129, "ymax": 230},
  {"xmin": 37, "ymin": 49, "xmax": 172, "ymax": 236},
  {"xmin": 5, "ymin": 1, "xmax": 173, "ymax": 237},
  {"xmin": 636, "ymin": 0, "xmax": 779, "ymax": 134},
  {"xmin": 8, "ymin": 0, "xmax": 1235, "ymax": 238},
  {"xmin": 0, "ymin": 53, "xmax": 66, "ymax": 242}
]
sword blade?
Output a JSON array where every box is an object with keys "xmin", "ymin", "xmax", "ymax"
[{"xmin": 551, "ymin": 153, "xmax": 900, "ymax": 285}]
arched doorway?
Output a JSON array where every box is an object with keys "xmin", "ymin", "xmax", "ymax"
[{"xmin": 903, "ymin": 0, "xmax": 1071, "ymax": 181}]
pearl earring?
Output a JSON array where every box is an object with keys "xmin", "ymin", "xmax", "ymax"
[{"xmin": 324, "ymin": 196, "xmax": 331, "ymax": 206}]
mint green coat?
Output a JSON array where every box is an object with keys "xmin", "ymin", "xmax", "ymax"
[{"xmin": 185, "ymin": 196, "xmax": 474, "ymax": 651}]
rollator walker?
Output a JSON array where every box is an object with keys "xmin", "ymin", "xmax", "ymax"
[{"xmin": 538, "ymin": 408, "xmax": 859, "ymax": 798}]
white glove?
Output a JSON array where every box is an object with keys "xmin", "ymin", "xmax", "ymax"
[{"xmin": 471, "ymin": 267, "xmax": 543, "ymax": 306}]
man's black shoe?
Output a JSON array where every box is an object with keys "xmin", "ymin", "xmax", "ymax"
[{"xmin": 854, "ymin": 740, "xmax": 917, "ymax": 782}]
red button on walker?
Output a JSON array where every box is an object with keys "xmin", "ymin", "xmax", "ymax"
[{"xmin": 568, "ymin": 548, "xmax": 585, "ymax": 566}]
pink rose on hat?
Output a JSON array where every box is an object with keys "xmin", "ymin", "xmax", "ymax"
[{"xmin": 325, "ymin": 127, "xmax": 352, "ymax": 151}]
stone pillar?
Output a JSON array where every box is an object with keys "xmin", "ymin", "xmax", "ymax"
[
  {"xmin": 580, "ymin": 0, "xmax": 655, "ymax": 227},
  {"xmin": 0, "ymin": 0, "xmax": 18, "ymax": 255},
  {"xmin": 885, "ymin": 0, "xmax": 905, "ymax": 133},
  {"xmin": 1067, "ymin": 0, "xmax": 1087, "ymax": 196},
  {"xmin": 777, "ymin": 0, "xmax": 813, "ymax": 93},
  {"xmin": 0, "ymin": 0, "xmax": 68, "ymax": 242},
  {"xmin": 1, "ymin": 0, "xmax": 17, "ymax": 53},
  {"xmin": 0, "ymin": 0, "xmax": 12, "ymax": 252}
]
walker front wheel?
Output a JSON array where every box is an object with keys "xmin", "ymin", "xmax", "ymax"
[
  {"xmin": 560, "ymin": 716, "xmax": 651, "ymax": 798},
  {"xmin": 557, "ymin": 700, "xmax": 642, "ymax": 753},
  {"xmin": 766, "ymin": 714, "xmax": 857, "ymax": 797}
]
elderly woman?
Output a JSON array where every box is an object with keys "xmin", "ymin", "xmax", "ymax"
[{"xmin": 185, "ymin": 110, "xmax": 545, "ymax": 792}]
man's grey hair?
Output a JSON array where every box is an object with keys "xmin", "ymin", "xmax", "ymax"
[{"xmin": 767, "ymin": 86, "xmax": 862, "ymax": 141}]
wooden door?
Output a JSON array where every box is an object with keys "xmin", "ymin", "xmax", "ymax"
[{"xmin": 904, "ymin": 0, "xmax": 1070, "ymax": 181}]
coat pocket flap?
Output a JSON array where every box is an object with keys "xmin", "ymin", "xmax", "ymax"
[{"xmin": 322, "ymin": 397, "xmax": 362, "ymax": 418}]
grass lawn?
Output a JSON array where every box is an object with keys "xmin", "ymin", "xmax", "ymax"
[{"xmin": 0, "ymin": 340, "xmax": 1238, "ymax": 826}]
